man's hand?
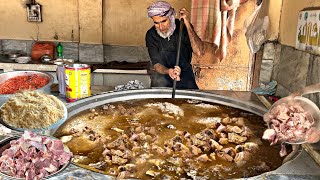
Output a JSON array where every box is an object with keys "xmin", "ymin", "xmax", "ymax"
[
  {"xmin": 168, "ymin": 66, "xmax": 181, "ymax": 81},
  {"xmin": 154, "ymin": 63, "xmax": 181, "ymax": 81},
  {"xmin": 179, "ymin": 8, "xmax": 189, "ymax": 23}
]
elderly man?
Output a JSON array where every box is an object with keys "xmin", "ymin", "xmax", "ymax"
[{"xmin": 146, "ymin": 1, "xmax": 204, "ymax": 89}]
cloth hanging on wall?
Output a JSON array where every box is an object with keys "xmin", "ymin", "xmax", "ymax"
[{"xmin": 191, "ymin": 0, "xmax": 247, "ymax": 61}]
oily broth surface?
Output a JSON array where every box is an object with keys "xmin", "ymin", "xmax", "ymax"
[{"xmin": 54, "ymin": 98, "xmax": 285, "ymax": 179}]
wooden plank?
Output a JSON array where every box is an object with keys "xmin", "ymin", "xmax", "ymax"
[
  {"xmin": 0, "ymin": 62, "xmax": 57, "ymax": 72},
  {"xmin": 93, "ymin": 69, "xmax": 148, "ymax": 74},
  {"xmin": 256, "ymin": 94, "xmax": 320, "ymax": 166},
  {"xmin": 251, "ymin": 48, "xmax": 264, "ymax": 89},
  {"xmin": 256, "ymin": 94, "xmax": 272, "ymax": 108}
]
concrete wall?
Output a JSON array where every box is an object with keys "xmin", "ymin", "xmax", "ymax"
[
  {"xmin": 259, "ymin": 42, "xmax": 320, "ymax": 107},
  {"xmin": 268, "ymin": 0, "xmax": 282, "ymax": 40},
  {"xmin": 0, "ymin": 0, "xmax": 79, "ymax": 42},
  {"xmin": 79, "ymin": 0, "xmax": 103, "ymax": 44},
  {"xmin": 103, "ymin": 0, "xmax": 190, "ymax": 46},
  {"xmin": 258, "ymin": 0, "xmax": 320, "ymax": 107},
  {"xmin": 0, "ymin": 0, "xmax": 189, "ymax": 46}
]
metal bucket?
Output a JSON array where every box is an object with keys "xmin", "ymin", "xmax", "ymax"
[{"xmin": 65, "ymin": 64, "xmax": 91, "ymax": 102}]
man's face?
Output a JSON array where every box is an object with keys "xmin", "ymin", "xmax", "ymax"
[{"xmin": 152, "ymin": 16, "xmax": 171, "ymax": 34}]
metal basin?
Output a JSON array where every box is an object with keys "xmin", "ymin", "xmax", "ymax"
[
  {"xmin": 0, "ymin": 71, "xmax": 54, "ymax": 106},
  {"xmin": 0, "ymin": 134, "xmax": 71, "ymax": 179},
  {"xmin": 48, "ymin": 88, "xmax": 305, "ymax": 179},
  {"xmin": 64, "ymin": 88, "xmax": 268, "ymax": 121},
  {"xmin": 51, "ymin": 88, "xmax": 308, "ymax": 179}
]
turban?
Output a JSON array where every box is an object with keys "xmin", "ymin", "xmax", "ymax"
[{"xmin": 147, "ymin": 1, "xmax": 176, "ymax": 18}]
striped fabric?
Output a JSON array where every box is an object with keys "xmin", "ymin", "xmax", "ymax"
[{"xmin": 191, "ymin": 0, "xmax": 243, "ymax": 60}]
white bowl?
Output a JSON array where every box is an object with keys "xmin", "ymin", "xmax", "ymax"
[{"xmin": 15, "ymin": 56, "xmax": 31, "ymax": 63}]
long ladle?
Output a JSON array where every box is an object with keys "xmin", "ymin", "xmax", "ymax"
[{"xmin": 172, "ymin": 19, "xmax": 184, "ymax": 98}]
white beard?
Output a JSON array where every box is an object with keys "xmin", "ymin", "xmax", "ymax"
[
  {"xmin": 156, "ymin": 15, "xmax": 176, "ymax": 40},
  {"xmin": 156, "ymin": 29, "xmax": 172, "ymax": 39}
]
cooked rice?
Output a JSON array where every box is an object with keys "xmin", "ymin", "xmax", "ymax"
[{"xmin": 0, "ymin": 91, "xmax": 65, "ymax": 129}]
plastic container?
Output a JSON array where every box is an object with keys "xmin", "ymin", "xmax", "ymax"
[
  {"xmin": 57, "ymin": 42, "xmax": 63, "ymax": 59},
  {"xmin": 31, "ymin": 42, "xmax": 55, "ymax": 62},
  {"xmin": 65, "ymin": 64, "xmax": 91, "ymax": 102}
]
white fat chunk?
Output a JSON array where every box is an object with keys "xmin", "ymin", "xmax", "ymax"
[
  {"xmin": 145, "ymin": 102, "xmax": 184, "ymax": 117},
  {"xmin": 196, "ymin": 117, "xmax": 222, "ymax": 124},
  {"xmin": 60, "ymin": 135, "xmax": 73, "ymax": 143}
]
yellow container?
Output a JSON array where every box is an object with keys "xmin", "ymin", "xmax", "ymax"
[{"xmin": 65, "ymin": 64, "xmax": 91, "ymax": 102}]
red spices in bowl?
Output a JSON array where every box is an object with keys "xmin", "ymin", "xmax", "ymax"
[{"xmin": 0, "ymin": 75, "xmax": 49, "ymax": 94}]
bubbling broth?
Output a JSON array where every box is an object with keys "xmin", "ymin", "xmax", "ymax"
[{"xmin": 54, "ymin": 98, "xmax": 286, "ymax": 179}]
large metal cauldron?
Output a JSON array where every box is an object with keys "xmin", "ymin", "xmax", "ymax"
[
  {"xmin": 64, "ymin": 88, "xmax": 268, "ymax": 121},
  {"xmin": 52, "ymin": 88, "xmax": 310, "ymax": 180}
]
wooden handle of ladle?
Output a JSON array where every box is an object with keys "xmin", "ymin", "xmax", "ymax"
[{"xmin": 172, "ymin": 19, "xmax": 184, "ymax": 99}]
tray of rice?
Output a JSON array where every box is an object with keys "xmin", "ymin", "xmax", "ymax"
[{"xmin": 0, "ymin": 91, "xmax": 67, "ymax": 135}]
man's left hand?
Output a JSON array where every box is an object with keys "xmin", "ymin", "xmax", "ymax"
[{"xmin": 179, "ymin": 8, "xmax": 189, "ymax": 22}]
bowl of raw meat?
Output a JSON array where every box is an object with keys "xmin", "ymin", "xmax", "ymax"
[
  {"xmin": 263, "ymin": 95, "xmax": 320, "ymax": 145},
  {"xmin": 0, "ymin": 131, "xmax": 73, "ymax": 179},
  {"xmin": 0, "ymin": 71, "xmax": 54, "ymax": 106}
]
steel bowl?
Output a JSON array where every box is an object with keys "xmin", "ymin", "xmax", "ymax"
[
  {"xmin": 0, "ymin": 71, "xmax": 54, "ymax": 106},
  {"xmin": 264, "ymin": 95, "xmax": 320, "ymax": 144},
  {"xmin": 0, "ymin": 135, "xmax": 71, "ymax": 179}
]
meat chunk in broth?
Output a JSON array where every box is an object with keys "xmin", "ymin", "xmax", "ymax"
[{"xmin": 54, "ymin": 99, "xmax": 286, "ymax": 179}]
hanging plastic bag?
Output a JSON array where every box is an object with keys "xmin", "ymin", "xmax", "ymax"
[{"xmin": 244, "ymin": 0, "xmax": 270, "ymax": 53}]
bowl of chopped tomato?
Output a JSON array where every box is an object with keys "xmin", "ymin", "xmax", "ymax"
[{"xmin": 0, "ymin": 71, "xmax": 54, "ymax": 106}]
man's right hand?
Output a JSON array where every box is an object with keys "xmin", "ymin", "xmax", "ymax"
[
  {"xmin": 154, "ymin": 63, "xmax": 181, "ymax": 81},
  {"xmin": 168, "ymin": 66, "xmax": 181, "ymax": 81}
]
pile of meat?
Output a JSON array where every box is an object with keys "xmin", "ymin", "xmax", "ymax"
[
  {"xmin": 0, "ymin": 74, "xmax": 49, "ymax": 94},
  {"xmin": 262, "ymin": 102, "xmax": 315, "ymax": 156},
  {"xmin": 0, "ymin": 131, "xmax": 72, "ymax": 180},
  {"xmin": 64, "ymin": 103, "xmax": 269, "ymax": 179},
  {"xmin": 72, "ymin": 125, "xmax": 264, "ymax": 179}
]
